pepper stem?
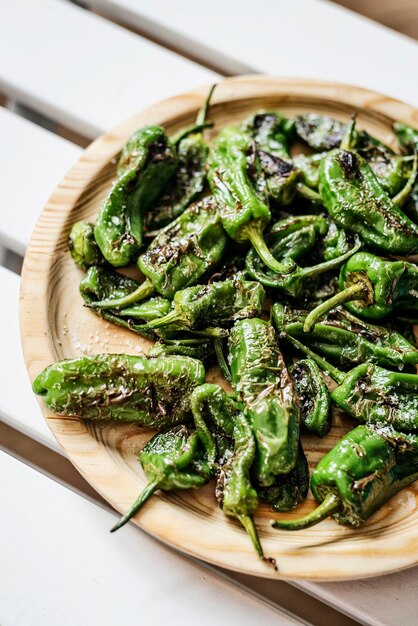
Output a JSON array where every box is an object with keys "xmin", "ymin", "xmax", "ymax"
[
  {"xmin": 237, "ymin": 514, "xmax": 264, "ymax": 559},
  {"xmin": 296, "ymin": 182, "xmax": 321, "ymax": 202},
  {"xmin": 244, "ymin": 224, "xmax": 296, "ymax": 275},
  {"xmin": 89, "ymin": 279, "xmax": 155, "ymax": 310},
  {"xmin": 300, "ymin": 236, "xmax": 361, "ymax": 279},
  {"xmin": 283, "ymin": 334, "xmax": 345, "ymax": 383},
  {"xmin": 110, "ymin": 480, "xmax": 159, "ymax": 532},
  {"xmin": 392, "ymin": 152, "xmax": 418, "ymax": 207},
  {"xmin": 171, "ymin": 83, "xmax": 216, "ymax": 144},
  {"xmin": 340, "ymin": 115, "xmax": 356, "ymax": 151},
  {"xmin": 303, "ymin": 281, "xmax": 369, "ymax": 333},
  {"xmin": 272, "ymin": 493, "xmax": 341, "ymax": 530},
  {"xmin": 143, "ymin": 310, "xmax": 179, "ymax": 330}
]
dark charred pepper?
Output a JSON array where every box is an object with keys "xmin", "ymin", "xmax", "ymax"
[
  {"xmin": 95, "ymin": 126, "xmax": 177, "ymax": 266},
  {"xmin": 111, "ymin": 425, "xmax": 211, "ymax": 531},
  {"xmin": 228, "ymin": 318, "xmax": 300, "ymax": 485},
  {"xmin": 272, "ymin": 425, "xmax": 418, "ymax": 530},
  {"xmin": 242, "ymin": 111, "xmax": 299, "ymax": 205},
  {"xmin": 272, "ymin": 302, "xmax": 418, "ymax": 370},
  {"xmin": 144, "ymin": 85, "xmax": 216, "ymax": 233},
  {"xmin": 303, "ymin": 251, "xmax": 418, "ymax": 331},
  {"xmin": 32, "ymin": 354, "xmax": 205, "ymax": 428},
  {"xmin": 208, "ymin": 126, "xmax": 296, "ymax": 275}
]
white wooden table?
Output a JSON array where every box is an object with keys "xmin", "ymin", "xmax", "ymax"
[{"xmin": 1, "ymin": 1, "xmax": 417, "ymax": 624}]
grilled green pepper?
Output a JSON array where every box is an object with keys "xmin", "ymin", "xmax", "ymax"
[
  {"xmin": 111, "ymin": 425, "xmax": 211, "ymax": 531},
  {"xmin": 68, "ymin": 221, "xmax": 104, "ymax": 270},
  {"xmin": 258, "ymin": 444, "xmax": 309, "ymax": 511},
  {"xmin": 95, "ymin": 126, "xmax": 177, "ymax": 266},
  {"xmin": 208, "ymin": 126, "xmax": 295, "ymax": 274},
  {"xmin": 284, "ymin": 335, "xmax": 418, "ymax": 433},
  {"xmin": 140, "ymin": 274, "xmax": 265, "ymax": 335},
  {"xmin": 272, "ymin": 425, "xmax": 418, "ymax": 530},
  {"xmin": 319, "ymin": 146, "xmax": 418, "ymax": 255},
  {"xmin": 90, "ymin": 197, "xmax": 228, "ymax": 309},
  {"xmin": 246, "ymin": 222, "xmax": 360, "ymax": 298},
  {"xmin": 190, "ymin": 383, "xmax": 264, "ymax": 558},
  {"xmin": 273, "ymin": 302, "xmax": 418, "ymax": 370},
  {"xmin": 289, "ymin": 359, "xmax": 331, "ymax": 437},
  {"xmin": 393, "ymin": 122, "xmax": 418, "ymax": 153},
  {"xmin": 80, "ymin": 266, "xmax": 171, "ymax": 321},
  {"xmin": 242, "ymin": 111, "xmax": 299, "ymax": 205},
  {"xmin": 304, "ymin": 251, "xmax": 418, "ymax": 331},
  {"xmin": 33, "ymin": 354, "xmax": 205, "ymax": 428},
  {"xmin": 228, "ymin": 318, "xmax": 300, "ymax": 485},
  {"xmin": 144, "ymin": 85, "xmax": 215, "ymax": 233}
]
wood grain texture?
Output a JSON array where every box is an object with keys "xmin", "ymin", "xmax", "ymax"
[{"xmin": 20, "ymin": 76, "xmax": 418, "ymax": 581}]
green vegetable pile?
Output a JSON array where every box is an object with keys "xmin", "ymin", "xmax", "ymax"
[{"xmin": 33, "ymin": 85, "xmax": 418, "ymax": 564}]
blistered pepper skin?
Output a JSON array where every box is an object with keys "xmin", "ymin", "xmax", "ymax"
[
  {"xmin": 228, "ymin": 318, "xmax": 300, "ymax": 485},
  {"xmin": 33, "ymin": 354, "xmax": 205, "ymax": 428},
  {"xmin": 272, "ymin": 302, "xmax": 418, "ymax": 370},
  {"xmin": 319, "ymin": 149, "xmax": 418, "ymax": 255},
  {"xmin": 290, "ymin": 359, "xmax": 331, "ymax": 437},
  {"xmin": 111, "ymin": 425, "xmax": 211, "ymax": 531},
  {"xmin": 95, "ymin": 126, "xmax": 177, "ymax": 266},
  {"xmin": 273, "ymin": 425, "xmax": 418, "ymax": 530},
  {"xmin": 138, "ymin": 197, "xmax": 228, "ymax": 299},
  {"xmin": 190, "ymin": 384, "xmax": 264, "ymax": 558}
]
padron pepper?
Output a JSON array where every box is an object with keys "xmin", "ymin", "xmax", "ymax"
[
  {"xmin": 289, "ymin": 358, "xmax": 331, "ymax": 437},
  {"xmin": 80, "ymin": 265, "xmax": 171, "ymax": 321},
  {"xmin": 33, "ymin": 354, "xmax": 205, "ymax": 428},
  {"xmin": 318, "ymin": 125, "xmax": 418, "ymax": 255},
  {"xmin": 258, "ymin": 444, "xmax": 309, "ymax": 512},
  {"xmin": 303, "ymin": 251, "xmax": 418, "ymax": 331},
  {"xmin": 90, "ymin": 197, "xmax": 228, "ymax": 309},
  {"xmin": 111, "ymin": 425, "xmax": 211, "ymax": 531},
  {"xmin": 208, "ymin": 126, "xmax": 295, "ymax": 275},
  {"xmin": 242, "ymin": 111, "xmax": 299, "ymax": 205},
  {"xmin": 284, "ymin": 335, "xmax": 418, "ymax": 433},
  {"xmin": 144, "ymin": 85, "xmax": 216, "ymax": 233},
  {"xmin": 138, "ymin": 274, "xmax": 265, "ymax": 336},
  {"xmin": 95, "ymin": 126, "xmax": 177, "ymax": 266},
  {"xmin": 273, "ymin": 302, "xmax": 418, "ymax": 370},
  {"xmin": 228, "ymin": 318, "xmax": 300, "ymax": 485},
  {"xmin": 272, "ymin": 425, "xmax": 418, "ymax": 530},
  {"xmin": 190, "ymin": 383, "xmax": 265, "ymax": 559},
  {"xmin": 68, "ymin": 221, "xmax": 104, "ymax": 270},
  {"xmin": 246, "ymin": 215, "xmax": 361, "ymax": 298}
]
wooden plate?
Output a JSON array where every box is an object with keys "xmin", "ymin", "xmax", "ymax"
[{"xmin": 20, "ymin": 76, "xmax": 418, "ymax": 581}]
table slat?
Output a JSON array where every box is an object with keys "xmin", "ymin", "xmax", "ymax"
[
  {"xmin": 0, "ymin": 266, "xmax": 61, "ymax": 452},
  {"xmin": 87, "ymin": 0, "xmax": 418, "ymax": 106},
  {"xmin": 0, "ymin": 107, "xmax": 81, "ymax": 255},
  {"xmin": 0, "ymin": 0, "xmax": 218, "ymax": 139},
  {"xmin": 0, "ymin": 451, "xmax": 301, "ymax": 626}
]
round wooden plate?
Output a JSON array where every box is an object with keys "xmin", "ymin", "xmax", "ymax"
[{"xmin": 20, "ymin": 76, "xmax": 418, "ymax": 581}]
